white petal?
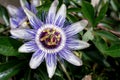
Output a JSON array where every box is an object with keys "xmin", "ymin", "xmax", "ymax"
[
  {"xmin": 31, "ymin": 0, "xmax": 40, "ymax": 7},
  {"xmin": 7, "ymin": 5, "xmax": 18, "ymax": 16},
  {"xmin": 10, "ymin": 29, "xmax": 34, "ymax": 40},
  {"xmin": 46, "ymin": 0, "xmax": 59, "ymax": 24},
  {"xmin": 48, "ymin": 0, "xmax": 58, "ymax": 15},
  {"xmin": 65, "ymin": 20, "xmax": 88, "ymax": 37},
  {"xmin": 10, "ymin": 18, "xmax": 17, "ymax": 28},
  {"xmin": 22, "ymin": 6, "xmax": 35, "ymax": 20},
  {"xmin": 45, "ymin": 54, "xmax": 57, "ymax": 78},
  {"xmin": 59, "ymin": 49, "xmax": 82, "ymax": 66},
  {"xmin": 18, "ymin": 41, "xmax": 38, "ymax": 53},
  {"xmin": 20, "ymin": 0, "xmax": 34, "ymax": 19},
  {"xmin": 20, "ymin": 0, "xmax": 43, "ymax": 29},
  {"xmin": 55, "ymin": 4, "xmax": 66, "ymax": 20},
  {"xmin": 54, "ymin": 4, "xmax": 66, "ymax": 26},
  {"xmin": 25, "ymin": 11, "xmax": 43, "ymax": 29},
  {"xmin": 67, "ymin": 39, "xmax": 90, "ymax": 50},
  {"xmin": 20, "ymin": 0, "xmax": 35, "ymax": 19},
  {"xmin": 30, "ymin": 50, "xmax": 45, "ymax": 69}
]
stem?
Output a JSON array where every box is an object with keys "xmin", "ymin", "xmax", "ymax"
[
  {"xmin": 97, "ymin": 24, "xmax": 120, "ymax": 37},
  {"xmin": 58, "ymin": 60, "xmax": 72, "ymax": 80}
]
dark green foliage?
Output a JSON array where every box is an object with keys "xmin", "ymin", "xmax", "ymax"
[
  {"xmin": 0, "ymin": 37, "xmax": 22, "ymax": 56},
  {"xmin": 81, "ymin": 1, "xmax": 95, "ymax": 26},
  {"xmin": 0, "ymin": 4, "xmax": 9, "ymax": 26}
]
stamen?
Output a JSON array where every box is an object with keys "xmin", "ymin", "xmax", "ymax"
[
  {"xmin": 35, "ymin": 24, "xmax": 66, "ymax": 53},
  {"xmin": 40, "ymin": 28, "xmax": 61, "ymax": 49}
]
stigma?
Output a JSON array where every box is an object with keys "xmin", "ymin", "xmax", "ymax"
[
  {"xmin": 40, "ymin": 28, "xmax": 61, "ymax": 49},
  {"xmin": 35, "ymin": 24, "xmax": 66, "ymax": 53}
]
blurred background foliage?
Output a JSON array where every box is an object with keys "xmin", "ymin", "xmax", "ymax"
[{"xmin": 0, "ymin": 0, "xmax": 120, "ymax": 80}]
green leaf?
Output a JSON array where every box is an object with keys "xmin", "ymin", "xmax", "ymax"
[
  {"xmin": 0, "ymin": 37, "xmax": 22, "ymax": 56},
  {"xmin": 0, "ymin": 61, "xmax": 24, "ymax": 80},
  {"xmin": 94, "ymin": 30, "xmax": 119, "ymax": 41},
  {"xmin": 81, "ymin": 1, "xmax": 95, "ymax": 27},
  {"xmin": 82, "ymin": 28, "xmax": 94, "ymax": 41},
  {"xmin": 35, "ymin": 64, "xmax": 49, "ymax": 80},
  {"xmin": 0, "ymin": 4, "xmax": 9, "ymax": 26},
  {"xmin": 93, "ymin": 36, "xmax": 120, "ymax": 57},
  {"xmin": 67, "ymin": 8, "xmax": 81, "ymax": 13},
  {"xmin": 104, "ymin": 44, "xmax": 120, "ymax": 57},
  {"xmin": 93, "ymin": 36, "xmax": 107, "ymax": 53},
  {"xmin": 110, "ymin": 0, "xmax": 120, "ymax": 11},
  {"xmin": 84, "ymin": 50, "xmax": 110, "ymax": 67},
  {"xmin": 37, "ymin": 3, "xmax": 50, "ymax": 13},
  {"xmin": 23, "ymin": 69, "xmax": 34, "ymax": 80},
  {"xmin": 95, "ymin": 2, "xmax": 108, "ymax": 26},
  {"xmin": 71, "ymin": 0, "xmax": 81, "ymax": 7},
  {"xmin": 63, "ymin": 0, "xmax": 70, "ymax": 7},
  {"xmin": 67, "ymin": 14, "xmax": 78, "ymax": 23},
  {"xmin": 0, "ymin": 24, "xmax": 5, "ymax": 33}
]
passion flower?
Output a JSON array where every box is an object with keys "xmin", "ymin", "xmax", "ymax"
[{"xmin": 10, "ymin": 0, "xmax": 90, "ymax": 78}]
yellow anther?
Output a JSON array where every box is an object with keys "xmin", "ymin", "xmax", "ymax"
[
  {"xmin": 43, "ymin": 28, "xmax": 49, "ymax": 32},
  {"xmin": 47, "ymin": 41, "xmax": 56, "ymax": 45},
  {"xmin": 56, "ymin": 34, "xmax": 61, "ymax": 38},
  {"xmin": 47, "ymin": 37, "xmax": 56, "ymax": 45},
  {"xmin": 51, "ymin": 30, "xmax": 55, "ymax": 34},
  {"xmin": 47, "ymin": 28, "xmax": 50, "ymax": 32},
  {"xmin": 40, "ymin": 35, "xmax": 49, "ymax": 41},
  {"xmin": 22, "ymin": 21, "xmax": 29, "ymax": 26},
  {"xmin": 40, "ymin": 28, "xmax": 61, "ymax": 47}
]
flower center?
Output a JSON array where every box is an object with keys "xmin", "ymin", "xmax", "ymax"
[
  {"xmin": 40, "ymin": 28, "xmax": 61, "ymax": 49},
  {"xmin": 36, "ymin": 24, "xmax": 66, "ymax": 53}
]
